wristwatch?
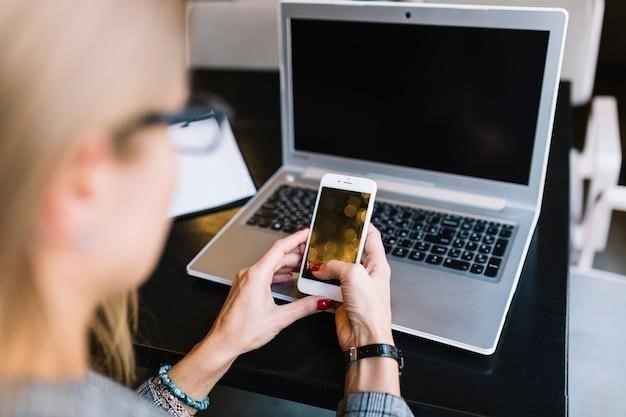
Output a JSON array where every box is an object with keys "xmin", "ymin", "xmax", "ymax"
[{"xmin": 343, "ymin": 343, "xmax": 404, "ymax": 374}]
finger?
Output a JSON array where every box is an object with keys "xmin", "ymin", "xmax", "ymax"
[
  {"xmin": 311, "ymin": 260, "xmax": 365, "ymax": 283},
  {"xmin": 275, "ymin": 296, "xmax": 328, "ymax": 328},
  {"xmin": 280, "ymin": 252, "xmax": 303, "ymax": 269},
  {"xmin": 274, "ymin": 266, "xmax": 297, "ymax": 275},
  {"xmin": 255, "ymin": 229, "xmax": 310, "ymax": 277},
  {"xmin": 362, "ymin": 225, "xmax": 388, "ymax": 266},
  {"xmin": 272, "ymin": 272, "xmax": 296, "ymax": 284}
]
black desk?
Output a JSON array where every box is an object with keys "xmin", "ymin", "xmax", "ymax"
[{"xmin": 136, "ymin": 70, "xmax": 570, "ymax": 417}]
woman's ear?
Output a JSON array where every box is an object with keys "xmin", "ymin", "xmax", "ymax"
[{"xmin": 38, "ymin": 131, "xmax": 116, "ymax": 249}]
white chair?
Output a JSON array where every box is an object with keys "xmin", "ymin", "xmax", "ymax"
[{"xmin": 570, "ymin": 96, "xmax": 623, "ymax": 270}]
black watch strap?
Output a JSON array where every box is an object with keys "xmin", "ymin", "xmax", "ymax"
[{"xmin": 343, "ymin": 343, "xmax": 404, "ymax": 373}]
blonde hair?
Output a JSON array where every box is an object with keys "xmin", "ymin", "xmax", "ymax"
[{"xmin": 0, "ymin": 1, "xmax": 186, "ymax": 385}]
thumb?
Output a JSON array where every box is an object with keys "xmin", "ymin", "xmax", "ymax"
[
  {"xmin": 312, "ymin": 260, "xmax": 364, "ymax": 283},
  {"xmin": 275, "ymin": 296, "xmax": 331, "ymax": 328}
]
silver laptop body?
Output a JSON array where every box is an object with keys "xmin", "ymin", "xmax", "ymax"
[{"xmin": 188, "ymin": 0, "xmax": 567, "ymax": 355}]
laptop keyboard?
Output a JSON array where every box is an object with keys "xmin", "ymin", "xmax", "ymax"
[{"xmin": 245, "ymin": 185, "xmax": 515, "ymax": 279}]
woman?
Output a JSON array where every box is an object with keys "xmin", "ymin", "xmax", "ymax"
[{"xmin": 0, "ymin": 2, "xmax": 413, "ymax": 417}]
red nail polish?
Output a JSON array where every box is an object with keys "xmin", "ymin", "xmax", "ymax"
[
  {"xmin": 317, "ymin": 299, "xmax": 333, "ymax": 310},
  {"xmin": 310, "ymin": 263, "xmax": 321, "ymax": 272}
]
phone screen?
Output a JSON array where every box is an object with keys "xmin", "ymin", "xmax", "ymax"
[{"xmin": 302, "ymin": 187, "xmax": 371, "ymax": 286}]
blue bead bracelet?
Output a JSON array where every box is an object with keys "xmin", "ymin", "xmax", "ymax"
[{"xmin": 158, "ymin": 364, "xmax": 210, "ymax": 411}]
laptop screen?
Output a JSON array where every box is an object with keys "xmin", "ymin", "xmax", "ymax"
[{"xmin": 290, "ymin": 18, "xmax": 550, "ymax": 186}]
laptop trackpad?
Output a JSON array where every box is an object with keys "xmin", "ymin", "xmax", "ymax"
[{"xmin": 188, "ymin": 226, "xmax": 306, "ymax": 300}]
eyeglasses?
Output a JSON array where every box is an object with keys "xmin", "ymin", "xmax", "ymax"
[{"xmin": 114, "ymin": 105, "xmax": 231, "ymax": 154}]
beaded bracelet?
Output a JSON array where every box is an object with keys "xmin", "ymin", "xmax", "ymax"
[{"xmin": 158, "ymin": 364, "xmax": 210, "ymax": 411}]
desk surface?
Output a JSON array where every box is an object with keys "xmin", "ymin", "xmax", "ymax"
[{"xmin": 136, "ymin": 70, "xmax": 571, "ymax": 417}]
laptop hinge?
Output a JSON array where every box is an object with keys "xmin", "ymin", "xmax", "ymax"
[{"xmin": 302, "ymin": 167, "xmax": 507, "ymax": 211}]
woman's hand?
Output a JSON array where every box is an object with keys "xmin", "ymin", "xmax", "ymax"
[
  {"xmin": 312, "ymin": 225, "xmax": 394, "ymax": 350},
  {"xmin": 209, "ymin": 228, "xmax": 330, "ymax": 356},
  {"xmin": 168, "ymin": 229, "xmax": 330, "ymax": 414},
  {"xmin": 312, "ymin": 225, "xmax": 400, "ymax": 396}
]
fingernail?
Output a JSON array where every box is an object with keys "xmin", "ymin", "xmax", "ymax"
[
  {"xmin": 317, "ymin": 299, "xmax": 333, "ymax": 311},
  {"xmin": 310, "ymin": 263, "xmax": 321, "ymax": 272}
]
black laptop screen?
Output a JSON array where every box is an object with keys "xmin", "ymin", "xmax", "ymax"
[{"xmin": 290, "ymin": 18, "xmax": 550, "ymax": 185}]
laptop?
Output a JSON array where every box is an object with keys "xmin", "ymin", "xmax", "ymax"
[{"xmin": 188, "ymin": 0, "xmax": 567, "ymax": 355}]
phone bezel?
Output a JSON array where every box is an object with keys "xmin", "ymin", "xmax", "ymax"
[{"xmin": 297, "ymin": 173, "xmax": 378, "ymax": 302}]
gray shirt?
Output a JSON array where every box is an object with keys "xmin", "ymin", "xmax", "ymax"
[{"xmin": 0, "ymin": 372, "xmax": 415, "ymax": 417}]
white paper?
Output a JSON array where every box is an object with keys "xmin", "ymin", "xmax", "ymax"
[{"xmin": 168, "ymin": 119, "xmax": 256, "ymax": 218}]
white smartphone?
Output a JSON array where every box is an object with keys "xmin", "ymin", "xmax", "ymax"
[{"xmin": 297, "ymin": 173, "xmax": 377, "ymax": 302}]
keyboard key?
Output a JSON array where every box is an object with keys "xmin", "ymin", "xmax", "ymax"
[
  {"xmin": 469, "ymin": 233, "xmax": 483, "ymax": 242},
  {"xmin": 452, "ymin": 238, "xmax": 465, "ymax": 248},
  {"xmin": 412, "ymin": 214, "xmax": 426, "ymax": 223},
  {"xmin": 488, "ymin": 257, "xmax": 502, "ymax": 267},
  {"xmin": 262, "ymin": 201, "xmax": 276, "ymax": 210},
  {"xmin": 410, "ymin": 231, "xmax": 425, "ymax": 241},
  {"xmin": 492, "ymin": 239, "xmax": 509, "ymax": 257},
  {"xmin": 391, "ymin": 247, "xmax": 409, "ymax": 258},
  {"xmin": 499, "ymin": 229, "xmax": 512, "ymax": 238},
  {"xmin": 441, "ymin": 219, "xmax": 460, "ymax": 228},
  {"xmin": 283, "ymin": 224, "xmax": 297, "ymax": 233},
  {"xmin": 426, "ymin": 225, "xmax": 439, "ymax": 234},
  {"xmin": 424, "ymin": 234, "xmax": 452, "ymax": 246},
  {"xmin": 484, "ymin": 257, "xmax": 502, "ymax": 277},
  {"xmin": 458, "ymin": 230, "xmax": 470, "ymax": 240},
  {"xmin": 473, "ymin": 224, "xmax": 486, "ymax": 233},
  {"xmin": 397, "ymin": 220, "xmax": 411, "ymax": 229},
  {"xmin": 408, "ymin": 251, "xmax": 426, "ymax": 262},
  {"xmin": 439, "ymin": 228, "xmax": 457, "ymax": 238},
  {"xmin": 383, "ymin": 236, "xmax": 398, "ymax": 246},
  {"xmin": 427, "ymin": 216, "xmax": 441, "ymax": 225},
  {"xmin": 483, "ymin": 235, "xmax": 496, "ymax": 245},
  {"xmin": 466, "ymin": 242, "xmax": 478, "ymax": 252},
  {"xmin": 443, "ymin": 258, "xmax": 470, "ymax": 271},
  {"xmin": 475, "ymin": 254, "xmax": 489, "ymax": 264},
  {"xmin": 397, "ymin": 239, "xmax": 414, "ymax": 248},
  {"xmin": 479, "ymin": 244, "xmax": 493, "ymax": 254},
  {"xmin": 461, "ymin": 251, "xmax": 474, "ymax": 261},
  {"xmin": 426, "ymin": 254, "xmax": 444, "ymax": 265},
  {"xmin": 470, "ymin": 264, "xmax": 485, "ymax": 274},
  {"xmin": 448, "ymin": 248, "xmax": 462, "ymax": 258},
  {"xmin": 271, "ymin": 221, "xmax": 284, "ymax": 231},
  {"xmin": 432, "ymin": 245, "xmax": 448, "ymax": 255},
  {"xmin": 246, "ymin": 216, "xmax": 260, "ymax": 226},
  {"xmin": 461, "ymin": 222, "xmax": 474, "ymax": 231},
  {"xmin": 260, "ymin": 206, "xmax": 278, "ymax": 217},
  {"xmin": 484, "ymin": 265, "xmax": 499, "ymax": 278},
  {"xmin": 486, "ymin": 226, "xmax": 499, "ymax": 236},
  {"xmin": 414, "ymin": 241, "xmax": 431, "ymax": 252},
  {"xmin": 398, "ymin": 229, "xmax": 410, "ymax": 238}
]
